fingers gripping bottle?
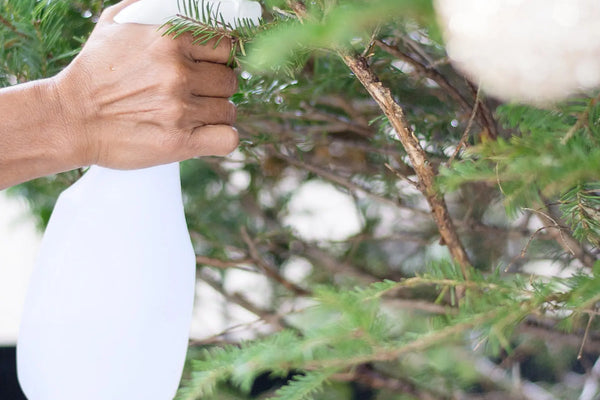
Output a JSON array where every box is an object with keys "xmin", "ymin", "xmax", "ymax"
[{"xmin": 17, "ymin": 1, "xmax": 261, "ymax": 399}]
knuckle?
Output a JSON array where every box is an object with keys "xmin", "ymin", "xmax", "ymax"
[
  {"xmin": 165, "ymin": 65, "xmax": 186, "ymax": 91},
  {"xmin": 164, "ymin": 101, "xmax": 187, "ymax": 127}
]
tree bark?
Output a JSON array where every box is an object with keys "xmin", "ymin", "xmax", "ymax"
[{"xmin": 340, "ymin": 52, "xmax": 472, "ymax": 279}]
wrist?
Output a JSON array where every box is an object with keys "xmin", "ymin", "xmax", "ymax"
[
  {"xmin": 48, "ymin": 69, "xmax": 96, "ymax": 168},
  {"xmin": 0, "ymin": 78, "xmax": 84, "ymax": 188}
]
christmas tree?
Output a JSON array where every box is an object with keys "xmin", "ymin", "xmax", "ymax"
[{"xmin": 3, "ymin": 0, "xmax": 600, "ymax": 398}]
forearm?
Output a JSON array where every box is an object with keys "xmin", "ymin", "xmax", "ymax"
[
  {"xmin": 0, "ymin": 79, "xmax": 79, "ymax": 190},
  {"xmin": 0, "ymin": 0, "xmax": 240, "ymax": 190}
]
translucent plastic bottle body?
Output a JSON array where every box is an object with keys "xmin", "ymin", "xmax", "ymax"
[
  {"xmin": 17, "ymin": 1, "xmax": 261, "ymax": 399},
  {"xmin": 18, "ymin": 164, "xmax": 195, "ymax": 400}
]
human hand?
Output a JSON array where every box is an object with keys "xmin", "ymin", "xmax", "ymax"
[{"xmin": 53, "ymin": 0, "xmax": 239, "ymax": 169}]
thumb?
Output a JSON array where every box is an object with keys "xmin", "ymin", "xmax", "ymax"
[{"xmin": 101, "ymin": 0, "xmax": 143, "ymax": 22}]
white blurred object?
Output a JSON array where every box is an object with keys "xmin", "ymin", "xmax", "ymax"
[
  {"xmin": 435, "ymin": 0, "xmax": 600, "ymax": 103},
  {"xmin": 283, "ymin": 180, "xmax": 363, "ymax": 241},
  {"xmin": 114, "ymin": 0, "xmax": 261, "ymax": 26},
  {"xmin": 17, "ymin": 1, "xmax": 262, "ymax": 399},
  {"xmin": 0, "ymin": 192, "xmax": 40, "ymax": 345}
]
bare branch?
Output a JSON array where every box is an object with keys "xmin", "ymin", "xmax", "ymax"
[
  {"xmin": 531, "ymin": 202, "xmax": 597, "ymax": 268},
  {"xmin": 240, "ymin": 226, "xmax": 311, "ymax": 296},
  {"xmin": 199, "ymin": 269, "xmax": 288, "ymax": 330},
  {"xmin": 339, "ymin": 51, "xmax": 472, "ymax": 278},
  {"xmin": 196, "ymin": 255, "xmax": 255, "ymax": 271},
  {"xmin": 271, "ymin": 147, "xmax": 430, "ymax": 215},
  {"xmin": 375, "ymin": 39, "xmax": 497, "ymax": 140}
]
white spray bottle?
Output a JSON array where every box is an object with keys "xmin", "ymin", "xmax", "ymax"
[{"xmin": 17, "ymin": 1, "xmax": 261, "ymax": 399}]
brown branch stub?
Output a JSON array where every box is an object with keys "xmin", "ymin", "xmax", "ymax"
[{"xmin": 339, "ymin": 51, "xmax": 472, "ymax": 279}]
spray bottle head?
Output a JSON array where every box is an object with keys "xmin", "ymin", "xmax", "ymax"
[{"xmin": 114, "ymin": 0, "xmax": 262, "ymax": 27}]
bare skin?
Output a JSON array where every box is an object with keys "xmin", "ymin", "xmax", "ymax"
[{"xmin": 0, "ymin": 0, "xmax": 239, "ymax": 190}]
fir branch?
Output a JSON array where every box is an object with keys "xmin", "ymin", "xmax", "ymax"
[
  {"xmin": 303, "ymin": 310, "xmax": 499, "ymax": 369},
  {"xmin": 560, "ymin": 184, "xmax": 600, "ymax": 248},
  {"xmin": 339, "ymin": 51, "xmax": 473, "ymax": 278},
  {"xmin": 176, "ymin": 345, "xmax": 240, "ymax": 399}
]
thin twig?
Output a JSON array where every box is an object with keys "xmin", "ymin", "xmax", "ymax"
[
  {"xmin": 384, "ymin": 162, "xmax": 418, "ymax": 188},
  {"xmin": 317, "ymin": 95, "xmax": 369, "ymax": 126},
  {"xmin": 375, "ymin": 39, "xmax": 497, "ymax": 140},
  {"xmin": 505, "ymin": 225, "xmax": 556, "ymax": 272},
  {"xmin": 579, "ymin": 314, "xmax": 595, "ymax": 360},
  {"xmin": 527, "ymin": 202, "xmax": 597, "ymax": 268},
  {"xmin": 523, "ymin": 207, "xmax": 575, "ymax": 256},
  {"xmin": 240, "ymin": 226, "xmax": 311, "ymax": 296},
  {"xmin": 189, "ymin": 318, "xmax": 268, "ymax": 346},
  {"xmin": 272, "ymin": 147, "xmax": 430, "ymax": 215},
  {"xmin": 196, "ymin": 255, "xmax": 255, "ymax": 271},
  {"xmin": 449, "ymin": 86, "xmax": 480, "ymax": 164},
  {"xmin": 199, "ymin": 269, "xmax": 288, "ymax": 330},
  {"xmin": 362, "ymin": 25, "xmax": 382, "ymax": 58}
]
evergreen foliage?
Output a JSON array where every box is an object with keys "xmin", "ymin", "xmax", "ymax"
[{"xmin": 3, "ymin": 0, "xmax": 600, "ymax": 398}]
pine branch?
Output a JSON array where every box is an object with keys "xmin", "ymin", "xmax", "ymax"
[
  {"xmin": 339, "ymin": 51, "xmax": 472, "ymax": 279},
  {"xmin": 302, "ymin": 310, "xmax": 498, "ymax": 369}
]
